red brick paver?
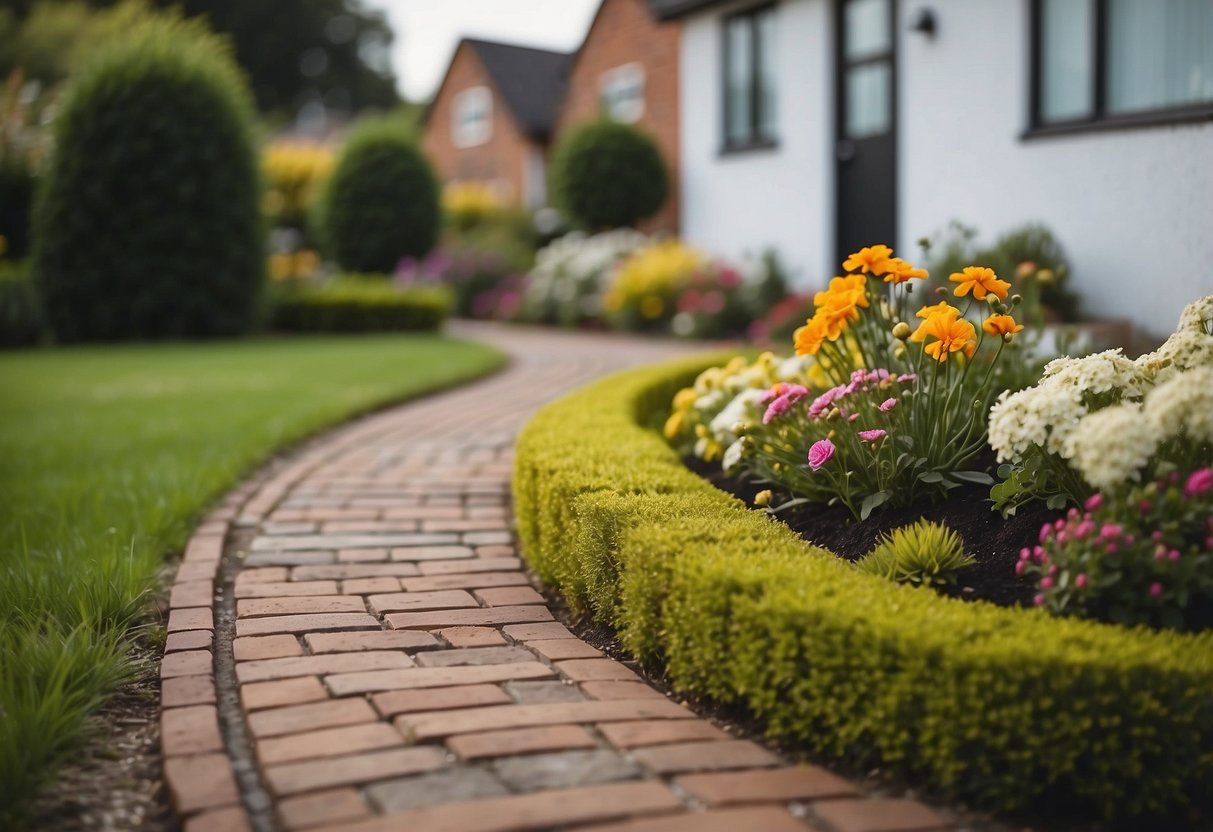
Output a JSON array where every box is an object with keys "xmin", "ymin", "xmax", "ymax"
[{"xmin": 159, "ymin": 323, "xmax": 962, "ymax": 830}]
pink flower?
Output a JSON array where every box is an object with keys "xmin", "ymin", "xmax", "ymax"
[
  {"xmin": 1149, "ymin": 582, "xmax": 1164, "ymax": 599},
  {"xmin": 762, "ymin": 385, "xmax": 808, "ymax": 424},
  {"xmin": 1033, "ymin": 594, "xmax": 1046, "ymax": 607},
  {"xmin": 1085, "ymin": 493, "xmax": 1103, "ymax": 512},
  {"xmin": 1015, "ymin": 560, "xmax": 1027, "ymax": 576},
  {"xmin": 897, "ymin": 373, "xmax": 918, "ymax": 383},
  {"xmin": 1019, "ymin": 547, "xmax": 1031, "ymax": 562},
  {"xmin": 1039, "ymin": 524, "xmax": 1052, "ymax": 543},
  {"xmin": 1168, "ymin": 549, "xmax": 1181, "ymax": 562},
  {"xmin": 1099, "ymin": 523, "xmax": 1122, "ymax": 540},
  {"xmin": 879, "ymin": 398, "xmax": 898, "ymax": 412},
  {"xmin": 1075, "ymin": 573, "xmax": 1088, "ymax": 590},
  {"xmin": 1184, "ymin": 468, "xmax": 1213, "ymax": 498},
  {"xmin": 848, "ymin": 413, "xmax": 860, "ymax": 422},
  {"xmin": 808, "ymin": 386, "xmax": 846, "ymax": 418},
  {"xmin": 1040, "ymin": 576, "xmax": 1054, "ymax": 589},
  {"xmin": 808, "ymin": 439, "xmax": 836, "ymax": 471},
  {"xmin": 1074, "ymin": 521, "xmax": 1094, "ymax": 540},
  {"xmin": 857, "ymin": 429, "xmax": 887, "ymax": 442}
]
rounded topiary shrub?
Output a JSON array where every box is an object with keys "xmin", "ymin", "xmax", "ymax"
[
  {"xmin": 318, "ymin": 119, "xmax": 440, "ymax": 274},
  {"xmin": 32, "ymin": 19, "xmax": 263, "ymax": 341},
  {"xmin": 549, "ymin": 121, "xmax": 668, "ymax": 229}
]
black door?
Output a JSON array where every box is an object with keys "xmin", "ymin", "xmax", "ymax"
[{"xmin": 835, "ymin": 0, "xmax": 897, "ymax": 264}]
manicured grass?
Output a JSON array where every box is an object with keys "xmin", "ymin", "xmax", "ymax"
[{"xmin": 0, "ymin": 334, "xmax": 504, "ymax": 826}]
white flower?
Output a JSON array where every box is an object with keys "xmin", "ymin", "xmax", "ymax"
[
  {"xmin": 721, "ymin": 439, "xmax": 745, "ymax": 473},
  {"xmin": 1144, "ymin": 365, "xmax": 1213, "ymax": 444},
  {"xmin": 1063, "ymin": 403, "xmax": 1157, "ymax": 492},
  {"xmin": 1177, "ymin": 294, "xmax": 1213, "ymax": 334},
  {"xmin": 709, "ymin": 388, "xmax": 766, "ymax": 446}
]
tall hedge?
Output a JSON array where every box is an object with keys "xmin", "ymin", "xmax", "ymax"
[
  {"xmin": 549, "ymin": 121, "xmax": 668, "ymax": 229},
  {"xmin": 32, "ymin": 19, "xmax": 263, "ymax": 341},
  {"xmin": 318, "ymin": 119, "xmax": 440, "ymax": 274}
]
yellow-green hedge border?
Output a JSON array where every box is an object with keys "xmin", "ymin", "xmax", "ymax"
[{"xmin": 513, "ymin": 353, "xmax": 1213, "ymax": 821}]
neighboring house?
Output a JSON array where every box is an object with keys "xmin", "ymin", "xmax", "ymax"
[
  {"xmin": 555, "ymin": 0, "xmax": 683, "ymax": 232},
  {"xmin": 422, "ymin": 38, "xmax": 573, "ymax": 208},
  {"xmin": 650, "ymin": 0, "xmax": 1213, "ymax": 337}
]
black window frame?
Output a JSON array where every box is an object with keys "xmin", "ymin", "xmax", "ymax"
[
  {"xmin": 721, "ymin": 2, "xmax": 779, "ymax": 154},
  {"xmin": 1026, "ymin": 0, "xmax": 1213, "ymax": 139}
]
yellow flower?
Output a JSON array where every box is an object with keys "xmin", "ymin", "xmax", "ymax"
[
  {"xmin": 754, "ymin": 489, "xmax": 773, "ymax": 507},
  {"xmin": 910, "ymin": 302, "xmax": 961, "ymax": 342},
  {"xmin": 673, "ymin": 388, "xmax": 697, "ymax": 411},
  {"xmin": 663, "ymin": 410, "xmax": 685, "ymax": 439},
  {"xmin": 983, "ymin": 314, "xmax": 1024, "ymax": 337},
  {"xmin": 949, "ymin": 266, "xmax": 1010, "ymax": 301},
  {"xmin": 882, "ymin": 257, "xmax": 928, "ymax": 284},
  {"xmin": 920, "ymin": 315, "xmax": 978, "ymax": 361},
  {"xmin": 842, "ymin": 244, "xmax": 894, "ymax": 276}
]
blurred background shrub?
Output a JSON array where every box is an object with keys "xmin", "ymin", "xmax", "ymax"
[
  {"xmin": 270, "ymin": 276, "xmax": 451, "ymax": 332},
  {"xmin": 317, "ymin": 116, "xmax": 439, "ymax": 274},
  {"xmin": 549, "ymin": 120, "xmax": 668, "ymax": 230},
  {"xmin": 32, "ymin": 15, "xmax": 264, "ymax": 341}
]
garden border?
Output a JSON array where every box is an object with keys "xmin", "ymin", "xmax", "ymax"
[{"xmin": 512, "ymin": 353, "xmax": 1213, "ymax": 821}]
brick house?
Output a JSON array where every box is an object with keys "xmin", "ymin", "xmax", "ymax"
[
  {"xmin": 422, "ymin": 38, "xmax": 573, "ymax": 208},
  {"xmin": 555, "ymin": 0, "xmax": 682, "ymax": 232}
]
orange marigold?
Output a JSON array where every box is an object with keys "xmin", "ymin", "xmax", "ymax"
[
  {"xmin": 983, "ymin": 314, "xmax": 1024, "ymax": 336},
  {"xmin": 794, "ymin": 317, "xmax": 829, "ymax": 356},
  {"xmin": 949, "ymin": 266, "xmax": 1011, "ymax": 301},
  {"xmin": 920, "ymin": 315, "xmax": 978, "ymax": 361},
  {"xmin": 883, "ymin": 257, "xmax": 928, "ymax": 284},
  {"xmin": 842, "ymin": 245, "xmax": 894, "ymax": 276},
  {"xmin": 910, "ymin": 301, "xmax": 961, "ymax": 342}
]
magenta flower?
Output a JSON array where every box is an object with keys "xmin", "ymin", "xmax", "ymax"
[
  {"xmin": 857, "ymin": 429, "xmax": 887, "ymax": 442},
  {"xmin": 762, "ymin": 385, "xmax": 808, "ymax": 424},
  {"xmin": 1184, "ymin": 468, "xmax": 1213, "ymax": 498},
  {"xmin": 1084, "ymin": 493, "xmax": 1103, "ymax": 512},
  {"xmin": 1040, "ymin": 576, "xmax": 1054, "ymax": 589},
  {"xmin": 897, "ymin": 373, "xmax": 917, "ymax": 383},
  {"xmin": 1075, "ymin": 573, "xmax": 1088, "ymax": 590},
  {"xmin": 807, "ymin": 439, "xmax": 835, "ymax": 470},
  {"xmin": 1033, "ymin": 594, "xmax": 1045, "ymax": 607},
  {"xmin": 879, "ymin": 398, "xmax": 898, "ymax": 412},
  {"xmin": 1149, "ymin": 582, "xmax": 1164, "ymax": 599}
]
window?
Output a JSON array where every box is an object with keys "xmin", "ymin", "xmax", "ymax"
[
  {"xmin": 600, "ymin": 63, "xmax": 646, "ymax": 123},
  {"xmin": 723, "ymin": 4, "xmax": 777, "ymax": 150},
  {"xmin": 452, "ymin": 86, "xmax": 492, "ymax": 148},
  {"xmin": 1032, "ymin": 0, "xmax": 1213, "ymax": 132}
]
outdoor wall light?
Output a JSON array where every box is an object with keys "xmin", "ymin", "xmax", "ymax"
[{"xmin": 909, "ymin": 7, "xmax": 937, "ymax": 38}]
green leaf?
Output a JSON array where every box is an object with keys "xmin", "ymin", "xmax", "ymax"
[
  {"xmin": 860, "ymin": 491, "xmax": 891, "ymax": 520},
  {"xmin": 950, "ymin": 470, "xmax": 995, "ymax": 486},
  {"xmin": 919, "ymin": 472, "xmax": 944, "ymax": 484},
  {"xmin": 1046, "ymin": 494, "xmax": 1069, "ymax": 510},
  {"xmin": 997, "ymin": 463, "xmax": 1013, "ymax": 478}
]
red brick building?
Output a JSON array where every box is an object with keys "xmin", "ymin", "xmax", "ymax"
[
  {"xmin": 423, "ymin": 39, "xmax": 573, "ymax": 208},
  {"xmin": 555, "ymin": 0, "xmax": 681, "ymax": 233}
]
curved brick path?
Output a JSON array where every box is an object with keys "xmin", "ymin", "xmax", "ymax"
[{"xmin": 160, "ymin": 323, "xmax": 957, "ymax": 832}]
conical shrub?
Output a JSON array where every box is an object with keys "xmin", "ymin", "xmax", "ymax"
[{"xmin": 32, "ymin": 18, "xmax": 263, "ymax": 341}]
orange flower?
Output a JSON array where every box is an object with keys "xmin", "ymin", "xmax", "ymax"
[
  {"xmin": 814, "ymin": 274, "xmax": 869, "ymax": 307},
  {"xmin": 983, "ymin": 314, "xmax": 1024, "ymax": 336},
  {"xmin": 882, "ymin": 257, "xmax": 928, "ymax": 284},
  {"xmin": 919, "ymin": 315, "xmax": 978, "ymax": 361},
  {"xmin": 949, "ymin": 266, "xmax": 1010, "ymax": 300},
  {"xmin": 794, "ymin": 317, "xmax": 828, "ymax": 356},
  {"xmin": 842, "ymin": 245, "xmax": 894, "ymax": 276},
  {"xmin": 910, "ymin": 301, "xmax": 960, "ymax": 342}
]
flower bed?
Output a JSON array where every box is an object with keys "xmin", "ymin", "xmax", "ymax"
[{"xmin": 513, "ymin": 352, "xmax": 1213, "ymax": 822}]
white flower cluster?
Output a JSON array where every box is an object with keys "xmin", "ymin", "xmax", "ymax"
[
  {"xmin": 988, "ymin": 349, "xmax": 1145, "ymax": 462},
  {"xmin": 1062, "ymin": 403, "xmax": 1155, "ymax": 492},
  {"xmin": 988, "ymin": 295, "xmax": 1213, "ymax": 490},
  {"xmin": 524, "ymin": 229, "xmax": 647, "ymax": 317}
]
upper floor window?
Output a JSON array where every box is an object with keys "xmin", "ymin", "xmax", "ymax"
[
  {"xmin": 723, "ymin": 4, "xmax": 777, "ymax": 150},
  {"xmin": 1033, "ymin": 0, "xmax": 1213, "ymax": 131},
  {"xmin": 600, "ymin": 63, "xmax": 646, "ymax": 123},
  {"xmin": 452, "ymin": 86, "xmax": 492, "ymax": 148}
]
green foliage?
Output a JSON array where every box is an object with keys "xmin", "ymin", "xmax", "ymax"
[
  {"xmin": 0, "ymin": 334, "xmax": 503, "ymax": 826},
  {"xmin": 31, "ymin": 17, "xmax": 264, "ymax": 341},
  {"xmin": 0, "ymin": 263, "xmax": 44, "ymax": 347},
  {"xmin": 1023, "ymin": 472, "xmax": 1213, "ymax": 631},
  {"xmin": 0, "ymin": 158, "xmax": 35, "ymax": 260},
  {"xmin": 514, "ymin": 354, "xmax": 1213, "ymax": 821},
  {"xmin": 855, "ymin": 520, "xmax": 975, "ymax": 587},
  {"xmin": 549, "ymin": 120, "xmax": 668, "ymax": 229},
  {"xmin": 270, "ymin": 277, "xmax": 451, "ymax": 332},
  {"xmin": 319, "ymin": 118, "xmax": 440, "ymax": 274}
]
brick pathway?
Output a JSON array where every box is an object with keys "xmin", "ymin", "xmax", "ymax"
[{"xmin": 160, "ymin": 323, "xmax": 957, "ymax": 832}]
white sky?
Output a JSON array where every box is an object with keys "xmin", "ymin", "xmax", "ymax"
[{"xmin": 370, "ymin": 0, "xmax": 602, "ymax": 102}]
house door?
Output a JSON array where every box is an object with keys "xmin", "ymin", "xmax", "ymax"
[{"xmin": 835, "ymin": 0, "xmax": 897, "ymax": 264}]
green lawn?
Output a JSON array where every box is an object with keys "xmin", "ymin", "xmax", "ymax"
[{"xmin": 0, "ymin": 334, "xmax": 504, "ymax": 826}]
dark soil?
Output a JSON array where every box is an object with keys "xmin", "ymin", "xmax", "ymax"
[{"xmin": 684, "ymin": 455, "xmax": 1062, "ymax": 608}]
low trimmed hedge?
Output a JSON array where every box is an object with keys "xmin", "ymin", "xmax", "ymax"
[
  {"xmin": 270, "ymin": 279, "xmax": 451, "ymax": 333},
  {"xmin": 513, "ymin": 354, "xmax": 1213, "ymax": 822}
]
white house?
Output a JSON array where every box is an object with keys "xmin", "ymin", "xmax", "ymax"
[{"xmin": 649, "ymin": 0, "xmax": 1213, "ymax": 337}]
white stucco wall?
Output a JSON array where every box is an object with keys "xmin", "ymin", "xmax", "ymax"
[
  {"xmin": 679, "ymin": 0, "xmax": 1212, "ymax": 336},
  {"xmin": 899, "ymin": 0, "xmax": 1213, "ymax": 337},
  {"xmin": 679, "ymin": 0, "xmax": 834, "ymax": 289}
]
